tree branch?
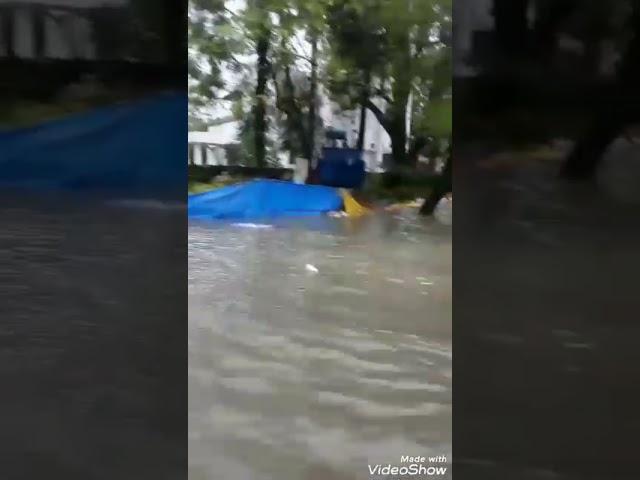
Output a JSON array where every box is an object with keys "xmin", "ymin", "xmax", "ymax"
[
  {"xmin": 272, "ymin": 65, "xmax": 312, "ymax": 159},
  {"xmin": 372, "ymin": 88, "xmax": 392, "ymax": 104},
  {"xmin": 272, "ymin": 70, "xmax": 281, "ymax": 102},
  {"xmin": 223, "ymin": 6, "xmax": 242, "ymax": 21},
  {"xmin": 290, "ymin": 52, "xmax": 313, "ymax": 64},
  {"xmin": 364, "ymin": 99, "xmax": 390, "ymax": 132}
]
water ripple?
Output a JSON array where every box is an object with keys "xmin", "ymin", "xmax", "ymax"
[{"xmin": 189, "ymin": 216, "xmax": 451, "ymax": 479}]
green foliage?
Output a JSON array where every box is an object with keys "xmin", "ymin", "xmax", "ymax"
[
  {"xmin": 189, "ymin": 0, "xmax": 246, "ymax": 123},
  {"xmin": 324, "ymin": 0, "xmax": 452, "ymax": 162},
  {"xmin": 188, "ymin": 0, "xmax": 452, "ymax": 166},
  {"xmin": 420, "ymin": 98, "xmax": 452, "ymax": 137},
  {"xmin": 236, "ymin": 111, "xmax": 280, "ymax": 167}
]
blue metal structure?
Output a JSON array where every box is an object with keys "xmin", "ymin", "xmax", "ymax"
[{"xmin": 316, "ymin": 146, "xmax": 366, "ymax": 189}]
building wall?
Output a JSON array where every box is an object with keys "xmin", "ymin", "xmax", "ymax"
[
  {"xmin": 189, "ymin": 96, "xmax": 392, "ymax": 171},
  {"xmin": 320, "ymin": 99, "xmax": 391, "ymax": 172},
  {"xmin": 189, "ymin": 143, "xmax": 228, "ymax": 166}
]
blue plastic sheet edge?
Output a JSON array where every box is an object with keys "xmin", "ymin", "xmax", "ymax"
[
  {"xmin": 0, "ymin": 93, "xmax": 187, "ymax": 197},
  {"xmin": 188, "ymin": 179, "xmax": 344, "ymax": 221}
]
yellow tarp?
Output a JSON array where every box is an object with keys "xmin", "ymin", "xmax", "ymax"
[{"xmin": 340, "ymin": 189, "xmax": 371, "ymax": 217}]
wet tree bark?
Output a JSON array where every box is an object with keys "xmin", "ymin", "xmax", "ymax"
[
  {"xmin": 364, "ymin": 29, "xmax": 412, "ymax": 168},
  {"xmin": 389, "ymin": 118, "xmax": 408, "ymax": 166},
  {"xmin": 421, "ymin": 140, "xmax": 452, "ymax": 215},
  {"xmin": 357, "ymin": 69, "xmax": 371, "ymax": 151},
  {"xmin": 408, "ymin": 135, "xmax": 428, "ymax": 164},
  {"xmin": 389, "ymin": 29, "xmax": 411, "ymax": 168},
  {"xmin": 357, "ymin": 103, "xmax": 367, "ymax": 151},
  {"xmin": 307, "ymin": 30, "xmax": 318, "ymax": 175},
  {"xmin": 272, "ymin": 64, "xmax": 312, "ymax": 165},
  {"xmin": 254, "ymin": 30, "xmax": 270, "ymax": 168}
]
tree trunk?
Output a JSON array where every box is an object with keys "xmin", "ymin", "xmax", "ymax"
[
  {"xmin": 254, "ymin": 30, "xmax": 270, "ymax": 168},
  {"xmin": 408, "ymin": 135, "xmax": 428, "ymax": 164},
  {"xmin": 357, "ymin": 103, "xmax": 367, "ymax": 151},
  {"xmin": 421, "ymin": 140, "xmax": 452, "ymax": 215},
  {"xmin": 389, "ymin": 119, "xmax": 408, "ymax": 167},
  {"xmin": 365, "ymin": 101, "xmax": 410, "ymax": 168},
  {"xmin": 357, "ymin": 70, "xmax": 371, "ymax": 151},
  {"xmin": 278, "ymin": 64, "xmax": 312, "ymax": 163},
  {"xmin": 307, "ymin": 30, "xmax": 319, "ymax": 176},
  {"xmin": 388, "ymin": 28, "xmax": 412, "ymax": 168},
  {"xmin": 364, "ymin": 76, "xmax": 411, "ymax": 168}
]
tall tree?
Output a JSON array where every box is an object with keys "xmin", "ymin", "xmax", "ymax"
[
  {"xmin": 188, "ymin": 0, "xmax": 239, "ymax": 125},
  {"xmin": 269, "ymin": 0, "xmax": 329, "ymax": 165},
  {"xmin": 326, "ymin": 0, "xmax": 387, "ymax": 151},
  {"xmin": 326, "ymin": 0, "xmax": 452, "ymax": 168},
  {"xmin": 244, "ymin": 0, "xmax": 275, "ymax": 167}
]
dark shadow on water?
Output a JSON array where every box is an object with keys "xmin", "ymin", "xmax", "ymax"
[
  {"xmin": 454, "ymin": 146, "xmax": 640, "ymax": 480},
  {"xmin": 0, "ymin": 191, "xmax": 187, "ymax": 479}
]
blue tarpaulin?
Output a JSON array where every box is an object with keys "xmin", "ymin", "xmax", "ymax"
[
  {"xmin": 0, "ymin": 94, "xmax": 187, "ymax": 195},
  {"xmin": 188, "ymin": 179, "xmax": 343, "ymax": 220}
]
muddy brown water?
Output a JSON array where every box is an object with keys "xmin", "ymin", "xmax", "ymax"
[{"xmin": 189, "ymin": 212, "xmax": 452, "ymax": 479}]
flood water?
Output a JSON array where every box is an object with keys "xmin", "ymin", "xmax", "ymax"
[
  {"xmin": 1, "ymin": 193, "xmax": 187, "ymax": 479},
  {"xmin": 189, "ymin": 212, "xmax": 452, "ymax": 479},
  {"xmin": 455, "ymin": 144, "xmax": 640, "ymax": 480}
]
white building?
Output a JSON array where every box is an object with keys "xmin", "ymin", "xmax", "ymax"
[
  {"xmin": 319, "ymin": 98, "xmax": 391, "ymax": 172},
  {"xmin": 188, "ymin": 96, "xmax": 392, "ymax": 171},
  {"xmin": 188, "ymin": 120, "xmax": 240, "ymax": 166}
]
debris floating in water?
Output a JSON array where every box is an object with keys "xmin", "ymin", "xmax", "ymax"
[
  {"xmin": 386, "ymin": 278, "xmax": 405, "ymax": 284},
  {"xmin": 328, "ymin": 211, "xmax": 348, "ymax": 218},
  {"xmin": 305, "ymin": 264, "xmax": 319, "ymax": 274},
  {"xmin": 232, "ymin": 223, "xmax": 274, "ymax": 229}
]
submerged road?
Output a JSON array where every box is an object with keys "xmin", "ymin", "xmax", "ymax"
[
  {"xmin": 1, "ymin": 193, "xmax": 187, "ymax": 479},
  {"xmin": 189, "ymin": 212, "xmax": 452, "ymax": 479},
  {"xmin": 454, "ymin": 145, "xmax": 640, "ymax": 479}
]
